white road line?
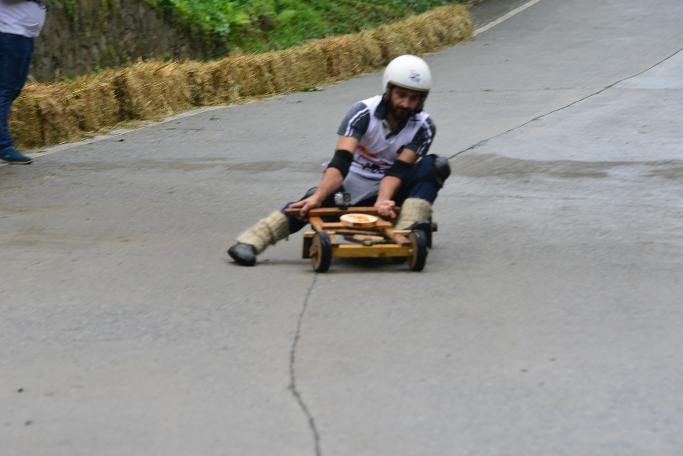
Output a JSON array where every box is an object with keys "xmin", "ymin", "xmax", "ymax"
[
  {"xmin": 474, "ymin": 0, "xmax": 543, "ymax": 36},
  {"xmin": 3, "ymin": 0, "xmax": 543, "ymax": 164}
]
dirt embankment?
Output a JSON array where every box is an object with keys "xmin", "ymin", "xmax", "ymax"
[{"xmin": 33, "ymin": 0, "xmax": 209, "ymax": 82}]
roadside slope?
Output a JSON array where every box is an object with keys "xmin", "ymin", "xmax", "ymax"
[{"xmin": 14, "ymin": 4, "xmax": 471, "ymax": 149}]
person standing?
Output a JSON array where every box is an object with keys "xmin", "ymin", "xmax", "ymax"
[{"xmin": 0, "ymin": 0, "xmax": 46, "ymax": 164}]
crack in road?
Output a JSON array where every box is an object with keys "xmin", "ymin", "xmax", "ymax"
[
  {"xmin": 282, "ymin": 44, "xmax": 683, "ymax": 456},
  {"xmin": 289, "ymin": 273, "xmax": 322, "ymax": 456},
  {"xmin": 448, "ymin": 46, "xmax": 683, "ymax": 161}
]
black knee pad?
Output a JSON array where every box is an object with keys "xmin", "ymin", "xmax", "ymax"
[{"xmin": 429, "ymin": 154, "xmax": 451, "ymax": 189}]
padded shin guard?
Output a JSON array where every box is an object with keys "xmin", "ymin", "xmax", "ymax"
[
  {"xmin": 236, "ymin": 211, "xmax": 289, "ymax": 254},
  {"xmin": 396, "ymin": 198, "xmax": 433, "ymax": 230}
]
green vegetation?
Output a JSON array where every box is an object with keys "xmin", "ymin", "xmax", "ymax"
[{"xmin": 149, "ymin": 0, "xmax": 466, "ymax": 53}]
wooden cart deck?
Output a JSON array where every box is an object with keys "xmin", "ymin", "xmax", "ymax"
[{"xmin": 284, "ymin": 206, "xmax": 429, "ymax": 272}]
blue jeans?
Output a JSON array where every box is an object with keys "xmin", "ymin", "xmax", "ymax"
[
  {"xmin": 0, "ymin": 32, "xmax": 34, "ymax": 150},
  {"xmin": 285, "ymin": 154, "xmax": 444, "ymax": 233}
]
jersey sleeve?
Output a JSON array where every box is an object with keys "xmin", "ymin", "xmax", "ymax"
[
  {"xmin": 405, "ymin": 117, "xmax": 436, "ymax": 157},
  {"xmin": 337, "ymin": 101, "xmax": 371, "ymax": 139}
]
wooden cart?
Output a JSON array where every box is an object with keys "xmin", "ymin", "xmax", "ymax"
[{"xmin": 285, "ymin": 207, "xmax": 428, "ymax": 272}]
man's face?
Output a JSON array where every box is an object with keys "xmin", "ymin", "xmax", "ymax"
[{"xmin": 388, "ymin": 87, "xmax": 425, "ymax": 122}]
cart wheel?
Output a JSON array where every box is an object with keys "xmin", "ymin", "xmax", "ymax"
[
  {"xmin": 310, "ymin": 232, "xmax": 332, "ymax": 272},
  {"xmin": 408, "ymin": 230, "xmax": 428, "ymax": 272}
]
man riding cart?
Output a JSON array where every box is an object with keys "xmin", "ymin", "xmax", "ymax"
[{"xmin": 228, "ymin": 54, "xmax": 450, "ymax": 267}]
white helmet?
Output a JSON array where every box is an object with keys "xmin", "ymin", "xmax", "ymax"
[{"xmin": 382, "ymin": 54, "xmax": 432, "ymax": 94}]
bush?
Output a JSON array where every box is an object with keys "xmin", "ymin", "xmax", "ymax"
[{"xmin": 149, "ymin": 0, "xmax": 466, "ymax": 52}]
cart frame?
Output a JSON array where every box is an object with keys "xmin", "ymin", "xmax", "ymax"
[{"xmin": 284, "ymin": 206, "xmax": 428, "ymax": 272}]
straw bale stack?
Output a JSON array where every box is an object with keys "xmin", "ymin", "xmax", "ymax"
[
  {"xmin": 318, "ymin": 35, "xmax": 366, "ymax": 79},
  {"xmin": 202, "ymin": 58, "xmax": 240, "ymax": 104},
  {"xmin": 70, "ymin": 71, "xmax": 120, "ymax": 132},
  {"xmin": 372, "ymin": 23, "xmax": 419, "ymax": 59},
  {"xmin": 27, "ymin": 82, "xmax": 81, "ymax": 145},
  {"xmin": 278, "ymin": 44, "xmax": 328, "ymax": 90},
  {"xmin": 114, "ymin": 61, "xmax": 194, "ymax": 119},
  {"xmin": 355, "ymin": 31, "xmax": 385, "ymax": 70},
  {"xmin": 228, "ymin": 55, "xmax": 277, "ymax": 99},
  {"xmin": 254, "ymin": 52, "xmax": 286, "ymax": 93},
  {"xmin": 13, "ymin": 3, "xmax": 471, "ymax": 149},
  {"xmin": 182, "ymin": 60, "xmax": 220, "ymax": 106},
  {"xmin": 10, "ymin": 88, "xmax": 42, "ymax": 148},
  {"xmin": 403, "ymin": 14, "xmax": 442, "ymax": 51},
  {"xmin": 426, "ymin": 5, "xmax": 473, "ymax": 43}
]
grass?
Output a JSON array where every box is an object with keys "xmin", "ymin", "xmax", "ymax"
[{"xmin": 149, "ymin": 0, "xmax": 467, "ymax": 53}]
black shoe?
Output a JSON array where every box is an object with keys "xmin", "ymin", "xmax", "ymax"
[{"xmin": 228, "ymin": 242, "xmax": 257, "ymax": 266}]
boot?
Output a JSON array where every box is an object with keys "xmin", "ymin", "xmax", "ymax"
[
  {"xmin": 396, "ymin": 198, "xmax": 432, "ymax": 229},
  {"xmin": 227, "ymin": 211, "xmax": 289, "ymax": 266},
  {"xmin": 396, "ymin": 198, "xmax": 433, "ymax": 248}
]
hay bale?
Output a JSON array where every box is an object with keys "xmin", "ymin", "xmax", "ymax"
[
  {"xmin": 227, "ymin": 54, "xmax": 277, "ymax": 99},
  {"xmin": 69, "ymin": 70, "xmax": 120, "ymax": 132},
  {"xmin": 373, "ymin": 4, "xmax": 471, "ymax": 59},
  {"xmin": 355, "ymin": 31, "xmax": 384, "ymax": 70},
  {"xmin": 402, "ymin": 15, "xmax": 439, "ymax": 53},
  {"xmin": 282, "ymin": 44, "xmax": 328, "ymax": 88},
  {"xmin": 114, "ymin": 60, "xmax": 194, "ymax": 120},
  {"xmin": 372, "ymin": 24, "xmax": 414, "ymax": 60},
  {"xmin": 310, "ymin": 33, "xmax": 386, "ymax": 89},
  {"xmin": 203, "ymin": 58, "xmax": 240, "ymax": 104},
  {"xmin": 268, "ymin": 50, "xmax": 300, "ymax": 92},
  {"xmin": 317, "ymin": 35, "xmax": 370, "ymax": 79},
  {"xmin": 427, "ymin": 5, "xmax": 473, "ymax": 44},
  {"xmin": 416, "ymin": 11, "xmax": 451, "ymax": 46},
  {"xmin": 256, "ymin": 52, "xmax": 292, "ymax": 93},
  {"xmin": 248, "ymin": 54, "xmax": 280, "ymax": 96},
  {"xmin": 30, "ymin": 82, "xmax": 82, "ymax": 145},
  {"xmin": 10, "ymin": 86, "xmax": 43, "ymax": 149},
  {"xmin": 12, "ymin": 74, "xmax": 120, "ymax": 148},
  {"xmin": 182, "ymin": 60, "xmax": 225, "ymax": 106}
]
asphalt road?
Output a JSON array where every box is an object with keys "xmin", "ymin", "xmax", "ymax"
[{"xmin": 2, "ymin": 0, "xmax": 682, "ymax": 455}]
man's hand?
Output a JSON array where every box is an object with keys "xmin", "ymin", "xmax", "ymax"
[
  {"xmin": 289, "ymin": 195, "xmax": 322, "ymax": 218},
  {"xmin": 374, "ymin": 199, "xmax": 397, "ymax": 219}
]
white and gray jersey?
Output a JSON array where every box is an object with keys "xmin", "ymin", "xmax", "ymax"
[
  {"xmin": 337, "ymin": 95, "xmax": 436, "ymax": 180},
  {"xmin": 0, "ymin": 0, "xmax": 46, "ymax": 38}
]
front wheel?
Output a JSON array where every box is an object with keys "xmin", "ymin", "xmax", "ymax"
[
  {"xmin": 310, "ymin": 232, "xmax": 332, "ymax": 272},
  {"xmin": 408, "ymin": 230, "xmax": 427, "ymax": 272}
]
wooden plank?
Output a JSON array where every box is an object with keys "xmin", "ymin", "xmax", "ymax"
[
  {"xmin": 309, "ymin": 216, "xmax": 324, "ymax": 232},
  {"xmin": 330, "ymin": 228, "xmax": 389, "ymax": 236},
  {"xmin": 284, "ymin": 206, "xmax": 401, "ymax": 217},
  {"xmin": 314, "ymin": 220, "xmax": 394, "ymax": 230},
  {"xmin": 332, "ymin": 244, "xmax": 411, "ymax": 258}
]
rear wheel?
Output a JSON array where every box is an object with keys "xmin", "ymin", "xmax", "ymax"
[
  {"xmin": 408, "ymin": 230, "xmax": 427, "ymax": 272},
  {"xmin": 310, "ymin": 232, "xmax": 332, "ymax": 272}
]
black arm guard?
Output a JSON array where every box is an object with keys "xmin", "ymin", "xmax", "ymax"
[
  {"xmin": 385, "ymin": 159, "xmax": 413, "ymax": 182},
  {"xmin": 327, "ymin": 149, "xmax": 354, "ymax": 177}
]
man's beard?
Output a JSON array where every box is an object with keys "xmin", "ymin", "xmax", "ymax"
[{"xmin": 388, "ymin": 100, "xmax": 413, "ymax": 123}]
